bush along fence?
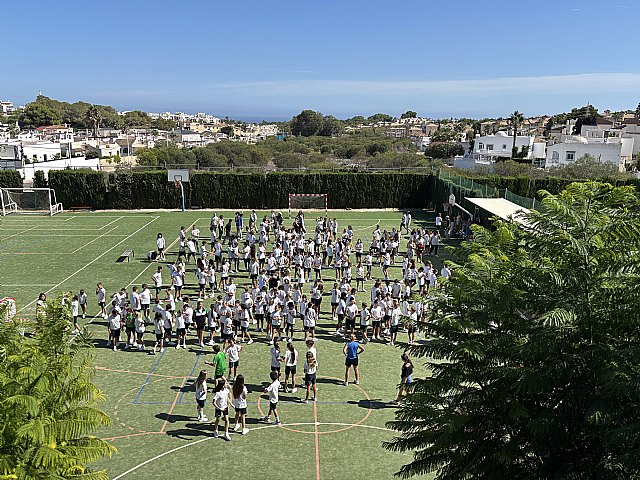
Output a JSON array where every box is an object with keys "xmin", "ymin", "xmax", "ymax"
[
  {"xmin": 0, "ymin": 170, "xmax": 23, "ymax": 189},
  {"xmin": 46, "ymin": 170, "xmax": 435, "ymax": 210}
]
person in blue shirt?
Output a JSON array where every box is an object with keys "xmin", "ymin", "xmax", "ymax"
[{"xmin": 343, "ymin": 334, "xmax": 365, "ymax": 386}]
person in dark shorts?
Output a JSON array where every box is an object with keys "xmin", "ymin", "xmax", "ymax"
[{"xmin": 343, "ymin": 334, "xmax": 364, "ymax": 386}]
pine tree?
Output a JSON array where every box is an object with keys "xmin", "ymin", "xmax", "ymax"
[
  {"xmin": 0, "ymin": 296, "xmax": 116, "ymax": 479},
  {"xmin": 385, "ymin": 182, "xmax": 640, "ymax": 479}
]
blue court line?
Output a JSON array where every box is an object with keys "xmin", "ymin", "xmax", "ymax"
[
  {"xmin": 176, "ymin": 351, "xmax": 202, "ymax": 405},
  {"xmin": 132, "ymin": 349, "xmax": 166, "ymax": 404}
]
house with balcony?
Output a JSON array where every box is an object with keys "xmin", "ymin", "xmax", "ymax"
[{"xmin": 545, "ymin": 135, "xmax": 634, "ymax": 171}]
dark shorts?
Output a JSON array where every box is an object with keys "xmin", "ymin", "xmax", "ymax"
[
  {"xmin": 177, "ymin": 328, "xmax": 186, "ymax": 336},
  {"xmin": 155, "ymin": 333, "xmax": 164, "ymax": 341},
  {"xmin": 214, "ymin": 373, "xmax": 225, "ymax": 380},
  {"xmin": 234, "ymin": 407, "xmax": 247, "ymax": 415},
  {"xmin": 285, "ymin": 365, "xmax": 297, "ymax": 375},
  {"xmin": 360, "ymin": 324, "xmax": 369, "ymax": 331},
  {"xmin": 331, "ymin": 302, "xmax": 338, "ymax": 307},
  {"xmin": 271, "ymin": 366, "xmax": 281, "ymax": 373},
  {"xmin": 125, "ymin": 326, "xmax": 135, "ymax": 333},
  {"xmin": 196, "ymin": 399, "xmax": 205, "ymax": 408},
  {"xmin": 255, "ymin": 313, "xmax": 264, "ymax": 320},
  {"xmin": 268, "ymin": 401, "xmax": 278, "ymax": 412},
  {"xmin": 222, "ymin": 331, "xmax": 232, "ymax": 340},
  {"xmin": 196, "ymin": 318, "xmax": 206, "ymax": 330},
  {"xmin": 141, "ymin": 303, "xmax": 150, "ymax": 311},
  {"xmin": 372, "ymin": 321, "xmax": 381, "ymax": 327},
  {"xmin": 155, "ymin": 287, "xmax": 162, "ymax": 294},
  {"xmin": 110, "ymin": 328, "xmax": 121, "ymax": 337},
  {"xmin": 390, "ymin": 325, "xmax": 399, "ymax": 334},
  {"xmin": 250, "ymin": 274, "xmax": 258, "ymax": 280},
  {"xmin": 215, "ymin": 407, "xmax": 228, "ymax": 417},
  {"xmin": 164, "ymin": 328, "xmax": 173, "ymax": 337},
  {"xmin": 304, "ymin": 325, "xmax": 315, "ymax": 332},
  {"xmin": 305, "ymin": 373, "xmax": 317, "ymax": 386},
  {"xmin": 345, "ymin": 318, "xmax": 356, "ymax": 330},
  {"xmin": 345, "ymin": 357, "xmax": 358, "ymax": 367},
  {"xmin": 229, "ymin": 360, "xmax": 239, "ymax": 369},
  {"xmin": 99, "ymin": 301, "xmax": 106, "ymax": 307}
]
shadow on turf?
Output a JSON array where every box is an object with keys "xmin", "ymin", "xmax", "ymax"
[{"xmin": 164, "ymin": 418, "xmax": 264, "ymax": 440}]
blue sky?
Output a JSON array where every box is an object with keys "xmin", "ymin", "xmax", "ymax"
[{"xmin": 3, "ymin": 0, "xmax": 640, "ymax": 121}]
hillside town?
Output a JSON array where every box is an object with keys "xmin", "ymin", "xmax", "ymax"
[{"xmin": 2, "ymin": 96, "xmax": 640, "ymax": 183}]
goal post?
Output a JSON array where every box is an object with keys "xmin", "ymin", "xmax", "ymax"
[
  {"xmin": 0, "ymin": 188, "xmax": 63, "ymax": 216},
  {"xmin": 288, "ymin": 193, "xmax": 328, "ymax": 217}
]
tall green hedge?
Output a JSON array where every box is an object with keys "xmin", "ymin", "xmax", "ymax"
[
  {"xmin": 45, "ymin": 170, "xmax": 434, "ymax": 210},
  {"xmin": 0, "ymin": 170, "xmax": 23, "ymax": 188}
]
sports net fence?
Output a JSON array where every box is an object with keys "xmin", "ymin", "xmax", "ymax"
[{"xmin": 0, "ymin": 188, "xmax": 64, "ymax": 216}]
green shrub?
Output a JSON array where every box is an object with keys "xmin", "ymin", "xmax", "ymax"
[{"xmin": 0, "ymin": 170, "xmax": 23, "ymax": 188}]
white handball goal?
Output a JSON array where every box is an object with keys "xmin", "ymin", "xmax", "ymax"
[
  {"xmin": 0, "ymin": 297, "xmax": 17, "ymax": 322},
  {"xmin": 0, "ymin": 188, "xmax": 64, "ymax": 216},
  {"xmin": 288, "ymin": 193, "xmax": 328, "ymax": 217}
]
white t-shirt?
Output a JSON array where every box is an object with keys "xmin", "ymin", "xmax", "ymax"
[
  {"xmin": 196, "ymin": 380, "xmax": 207, "ymax": 401},
  {"xmin": 232, "ymin": 386, "xmax": 248, "ymax": 409},
  {"xmin": 285, "ymin": 348, "xmax": 298, "ymax": 367},
  {"xmin": 108, "ymin": 313, "xmax": 121, "ymax": 330},
  {"xmin": 152, "ymin": 272, "xmax": 162, "ymax": 288},
  {"xmin": 271, "ymin": 347, "xmax": 282, "ymax": 368},
  {"xmin": 213, "ymin": 387, "xmax": 229, "ymax": 410},
  {"xmin": 227, "ymin": 344, "xmax": 241, "ymax": 363},
  {"xmin": 266, "ymin": 380, "xmax": 280, "ymax": 403},
  {"xmin": 140, "ymin": 289, "xmax": 151, "ymax": 305},
  {"xmin": 71, "ymin": 300, "xmax": 79, "ymax": 317},
  {"xmin": 156, "ymin": 237, "xmax": 166, "ymax": 249}
]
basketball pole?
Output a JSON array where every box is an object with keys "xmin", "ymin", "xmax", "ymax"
[{"xmin": 179, "ymin": 182, "xmax": 185, "ymax": 212}]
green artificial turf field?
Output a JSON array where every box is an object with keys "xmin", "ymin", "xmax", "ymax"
[{"xmin": 0, "ymin": 209, "xmax": 451, "ymax": 479}]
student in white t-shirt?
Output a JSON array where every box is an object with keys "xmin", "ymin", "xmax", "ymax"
[
  {"xmin": 226, "ymin": 337, "xmax": 242, "ymax": 382},
  {"xmin": 283, "ymin": 342, "xmax": 298, "ymax": 394},
  {"xmin": 71, "ymin": 295, "xmax": 81, "ymax": 333},
  {"xmin": 156, "ymin": 233, "xmax": 166, "ymax": 261},
  {"xmin": 260, "ymin": 371, "xmax": 281, "ymax": 425},
  {"xmin": 195, "ymin": 370, "xmax": 208, "ymax": 422},
  {"xmin": 78, "ymin": 289, "xmax": 87, "ymax": 319},
  {"xmin": 303, "ymin": 350, "xmax": 318, "ymax": 404},
  {"xmin": 107, "ymin": 309, "xmax": 122, "ymax": 352},
  {"xmin": 212, "ymin": 377, "xmax": 232, "ymax": 441},
  {"xmin": 96, "ymin": 282, "xmax": 107, "ymax": 319},
  {"xmin": 232, "ymin": 374, "xmax": 249, "ymax": 435}
]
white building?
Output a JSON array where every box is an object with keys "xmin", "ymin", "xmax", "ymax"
[
  {"xmin": 453, "ymin": 131, "xmax": 546, "ymax": 169},
  {"xmin": 545, "ymin": 135, "xmax": 633, "ymax": 171},
  {"xmin": 0, "ymin": 100, "xmax": 14, "ymax": 114}
]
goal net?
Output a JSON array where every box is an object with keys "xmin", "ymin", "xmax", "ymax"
[
  {"xmin": 1, "ymin": 188, "xmax": 64, "ymax": 216},
  {"xmin": 0, "ymin": 297, "xmax": 17, "ymax": 322},
  {"xmin": 288, "ymin": 193, "xmax": 328, "ymax": 217}
]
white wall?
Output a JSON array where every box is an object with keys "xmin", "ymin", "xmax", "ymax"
[
  {"xmin": 473, "ymin": 132, "xmax": 533, "ymax": 158},
  {"xmin": 20, "ymin": 157, "xmax": 101, "ymax": 184},
  {"xmin": 545, "ymin": 142, "xmax": 623, "ymax": 169}
]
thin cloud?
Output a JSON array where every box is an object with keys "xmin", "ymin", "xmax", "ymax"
[{"xmin": 207, "ymin": 73, "xmax": 640, "ymax": 98}]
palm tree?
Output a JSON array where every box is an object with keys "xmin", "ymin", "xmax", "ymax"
[
  {"xmin": 0, "ymin": 297, "xmax": 116, "ymax": 479},
  {"xmin": 510, "ymin": 110, "xmax": 524, "ymax": 158}
]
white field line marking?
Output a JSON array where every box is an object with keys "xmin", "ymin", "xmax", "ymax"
[
  {"xmin": 352, "ymin": 220, "xmax": 380, "ymax": 233},
  {"xmin": 0, "ymin": 227, "xmax": 121, "ymax": 255},
  {"xmin": 0, "ymin": 284, "xmax": 57, "ymax": 287},
  {"xmin": 0, "ymin": 226, "xmax": 41, "ymax": 243},
  {"xmin": 126, "ymin": 218, "xmax": 205, "ymax": 288},
  {"xmin": 97, "ymin": 216, "xmax": 124, "ymax": 230},
  {"xmin": 0, "ymin": 233, "xmax": 129, "ymax": 237},
  {"xmin": 111, "ymin": 422, "xmax": 392, "ymax": 480},
  {"xmin": 65, "ymin": 216, "xmax": 77, "ymax": 221},
  {"xmin": 17, "ymin": 216, "xmax": 159, "ymax": 314}
]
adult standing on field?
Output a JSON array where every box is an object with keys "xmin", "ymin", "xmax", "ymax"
[{"xmin": 343, "ymin": 334, "xmax": 364, "ymax": 386}]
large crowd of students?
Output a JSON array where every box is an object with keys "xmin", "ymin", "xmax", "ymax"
[{"xmin": 39, "ymin": 210, "xmax": 452, "ymax": 440}]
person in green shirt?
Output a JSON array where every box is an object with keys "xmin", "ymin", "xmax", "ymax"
[
  {"xmin": 124, "ymin": 307, "xmax": 136, "ymax": 350},
  {"xmin": 205, "ymin": 344, "xmax": 227, "ymax": 387}
]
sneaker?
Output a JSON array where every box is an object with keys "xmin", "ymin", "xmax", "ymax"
[
  {"xmin": 207, "ymin": 340, "xmax": 214, "ymax": 346},
  {"xmin": 273, "ymin": 419, "xmax": 281, "ymax": 425},
  {"xmin": 260, "ymin": 415, "xmax": 269, "ymax": 422},
  {"xmin": 344, "ymin": 381, "xmax": 348, "ymax": 386},
  {"xmin": 354, "ymin": 380, "xmax": 359, "ymax": 385},
  {"xmin": 247, "ymin": 339, "xmax": 254, "ymax": 345},
  {"xmin": 291, "ymin": 388, "xmax": 297, "ymax": 393},
  {"xmin": 175, "ymin": 345, "xmax": 179, "ymax": 350},
  {"xmin": 222, "ymin": 433, "xmax": 231, "ymax": 441},
  {"xmin": 160, "ymin": 348, "xmax": 166, "ymax": 353},
  {"xmin": 312, "ymin": 397, "xmax": 317, "ymax": 402},
  {"xmin": 198, "ymin": 417, "xmax": 207, "ymax": 423},
  {"xmin": 241, "ymin": 428, "xmax": 249, "ymax": 435},
  {"xmin": 303, "ymin": 399, "xmax": 309, "ymax": 404},
  {"xmin": 124, "ymin": 344, "xmax": 130, "ymax": 350},
  {"xmin": 213, "ymin": 431, "xmax": 219, "ymax": 438},
  {"xmin": 199, "ymin": 342, "xmax": 204, "ymax": 347},
  {"xmin": 233, "ymin": 423, "xmax": 241, "ymax": 432},
  {"xmin": 182, "ymin": 344, "xmax": 187, "ymax": 349},
  {"xmin": 153, "ymin": 345, "xmax": 157, "ymax": 355},
  {"xmin": 113, "ymin": 346, "xmax": 117, "ymax": 352},
  {"xmin": 138, "ymin": 345, "xmax": 144, "ymax": 351},
  {"xmin": 284, "ymin": 387, "xmax": 289, "ymax": 393}
]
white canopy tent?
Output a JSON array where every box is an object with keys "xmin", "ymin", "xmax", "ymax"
[{"xmin": 465, "ymin": 197, "xmax": 530, "ymax": 225}]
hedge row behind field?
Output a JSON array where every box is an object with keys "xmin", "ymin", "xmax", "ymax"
[
  {"xmin": 0, "ymin": 170, "xmax": 23, "ymax": 188},
  {"xmin": 46, "ymin": 170, "xmax": 434, "ymax": 210}
]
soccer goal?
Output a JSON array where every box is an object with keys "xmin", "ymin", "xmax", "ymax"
[
  {"xmin": 288, "ymin": 193, "xmax": 328, "ymax": 217},
  {"xmin": 0, "ymin": 188, "xmax": 64, "ymax": 216}
]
